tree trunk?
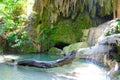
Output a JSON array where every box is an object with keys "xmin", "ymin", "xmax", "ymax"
[
  {"xmin": 117, "ymin": 0, "xmax": 120, "ymax": 18},
  {"xmin": 17, "ymin": 50, "xmax": 77, "ymax": 68},
  {"xmin": 112, "ymin": 0, "xmax": 118, "ymax": 18}
]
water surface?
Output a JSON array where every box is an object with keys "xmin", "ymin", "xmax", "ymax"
[{"xmin": 0, "ymin": 53, "xmax": 111, "ymax": 80}]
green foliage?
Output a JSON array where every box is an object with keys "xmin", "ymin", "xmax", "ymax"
[
  {"xmin": 105, "ymin": 21, "xmax": 120, "ymax": 36},
  {"xmin": 77, "ymin": 13, "xmax": 91, "ymax": 29},
  {"xmin": 51, "ymin": 20, "xmax": 77, "ymax": 44},
  {"xmin": 0, "ymin": 0, "xmax": 29, "ymax": 48},
  {"xmin": 48, "ymin": 13, "xmax": 92, "ymax": 49},
  {"xmin": 50, "ymin": 14, "xmax": 91, "ymax": 44}
]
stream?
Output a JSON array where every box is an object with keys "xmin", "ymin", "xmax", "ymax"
[{"xmin": 0, "ymin": 53, "xmax": 111, "ymax": 80}]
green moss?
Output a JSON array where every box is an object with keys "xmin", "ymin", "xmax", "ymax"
[
  {"xmin": 77, "ymin": 13, "xmax": 91, "ymax": 29},
  {"xmin": 48, "ymin": 47, "xmax": 63, "ymax": 54},
  {"xmin": 50, "ymin": 20, "xmax": 77, "ymax": 44},
  {"xmin": 50, "ymin": 13, "xmax": 91, "ymax": 47},
  {"xmin": 30, "ymin": 0, "xmax": 113, "ymax": 53},
  {"xmin": 63, "ymin": 42, "xmax": 88, "ymax": 54}
]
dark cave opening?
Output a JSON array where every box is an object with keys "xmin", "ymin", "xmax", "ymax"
[{"xmin": 54, "ymin": 42, "xmax": 70, "ymax": 50}]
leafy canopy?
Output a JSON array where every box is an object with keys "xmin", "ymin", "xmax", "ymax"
[{"xmin": 0, "ymin": 0, "xmax": 30, "ymax": 48}]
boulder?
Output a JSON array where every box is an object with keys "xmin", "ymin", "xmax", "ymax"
[
  {"xmin": 63, "ymin": 42, "xmax": 88, "ymax": 54},
  {"xmin": 48, "ymin": 47, "xmax": 63, "ymax": 55},
  {"xmin": 0, "ymin": 55, "xmax": 19, "ymax": 63}
]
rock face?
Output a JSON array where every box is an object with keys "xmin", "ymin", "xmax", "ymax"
[
  {"xmin": 87, "ymin": 19, "xmax": 119, "ymax": 46},
  {"xmin": 48, "ymin": 47, "xmax": 63, "ymax": 55},
  {"xmin": 33, "ymin": 0, "xmax": 114, "ymax": 23},
  {"xmin": 28, "ymin": 0, "xmax": 114, "ymax": 52}
]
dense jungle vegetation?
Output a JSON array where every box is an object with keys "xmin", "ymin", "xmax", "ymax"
[{"xmin": 0, "ymin": 0, "xmax": 120, "ymax": 53}]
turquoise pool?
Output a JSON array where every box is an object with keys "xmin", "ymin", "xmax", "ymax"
[{"xmin": 0, "ymin": 53, "xmax": 111, "ymax": 80}]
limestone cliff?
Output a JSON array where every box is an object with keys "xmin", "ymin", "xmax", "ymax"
[{"xmin": 30, "ymin": 0, "xmax": 116, "ymax": 52}]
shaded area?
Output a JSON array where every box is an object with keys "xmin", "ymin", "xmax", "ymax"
[{"xmin": 54, "ymin": 42, "xmax": 69, "ymax": 50}]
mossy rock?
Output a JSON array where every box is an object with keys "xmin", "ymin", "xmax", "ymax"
[
  {"xmin": 50, "ymin": 20, "xmax": 78, "ymax": 44},
  {"xmin": 81, "ymin": 29, "xmax": 89, "ymax": 41},
  {"xmin": 63, "ymin": 42, "xmax": 88, "ymax": 54},
  {"xmin": 48, "ymin": 47, "xmax": 63, "ymax": 55}
]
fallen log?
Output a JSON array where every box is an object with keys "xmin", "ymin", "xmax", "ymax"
[{"xmin": 17, "ymin": 50, "xmax": 77, "ymax": 68}]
